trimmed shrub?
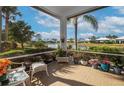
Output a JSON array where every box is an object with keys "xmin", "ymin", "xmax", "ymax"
[
  {"xmin": 89, "ymin": 46, "xmax": 122, "ymax": 54},
  {"xmin": 24, "ymin": 48, "xmax": 55, "ymax": 54},
  {"xmin": 33, "ymin": 40, "xmax": 46, "ymax": 49}
]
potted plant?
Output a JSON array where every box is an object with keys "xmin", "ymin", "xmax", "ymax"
[
  {"xmin": 56, "ymin": 48, "xmax": 66, "ymax": 57},
  {"xmin": 112, "ymin": 57, "xmax": 123, "ymax": 75},
  {"xmin": 56, "ymin": 49, "xmax": 69, "ymax": 63},
  {"xmin": 79, "ymin": 54, "xmax": 89, "ymax": 66},
  {"xmin": 100, "ymin": 56, "xmax": 110, "ymax": 72},
  {"xmin": 89, "ymin": 59, "xmax": 99, "ymax": 69},
  {"xmin": 113, "ymin": 63, "xmax": 123, "ymax": 75},
  {"xmin": 0, "ymin": 59, "xmax": 12, "ymax": 85}
]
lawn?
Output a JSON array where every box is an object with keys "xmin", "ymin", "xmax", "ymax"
[
  {"xmin": 0, "ymin": 48, "xmax": 55, "ymax": 58},
  {"xmin": 77, "ymin": 43, "xmax": 124, "ymax": 48},
  {"xmin": 68, "ymin": 43, "xmax": 124, "ymax": 54}
]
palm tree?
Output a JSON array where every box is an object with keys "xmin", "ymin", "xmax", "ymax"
[
  {"xmin": 2, "ymin": 6, "xmax": 21, "ymax": 41},
  {"xmin": 9, "ymin": 21, "xmax": 34, "ymax": 49},
  {"xmin": 69, "ymin": 15, "xmax": 98, "ymax": 50}
]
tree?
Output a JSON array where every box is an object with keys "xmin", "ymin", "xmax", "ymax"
[
  {"xmin": 9, "ymin": 21, "xmax": 34, "ymax": 48},
  {"xmin": 52, "ymin": 38, "xmax": 57, "ymax": 43},
  {"xmin": 106, "ymin": 34, "xmax": 118, "ymax": 39},
  {"xmin": 35, "ymin": 33, "xmax": 42, "ymax": 41},
  {"xmin": 34, "ymin": 40, "xmax": 46, "ymax": 49},
  {"xmin": 90, "ymin": 36, "xmax": 96, "ymax": 43},
  {"xmin": 69, "ymin": 15, "xmax": 98, "ymax": 50},
  {"xmin": 2, "ymin": 6, "xmax": 21, "ymax": 41}
]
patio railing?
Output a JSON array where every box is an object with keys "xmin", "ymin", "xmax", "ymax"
[
  {"xmin": 71, "ymin": 50, "xmax": 124, "ymax": 57},
  {"xmin": 7, "ymin": 50, "xmax": 56, "ymax": 61},
  {"xmin": 4, "ymin": 49, "xmax": 124, "ymax": 65}
]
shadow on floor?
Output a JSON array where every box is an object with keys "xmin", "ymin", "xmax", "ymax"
[
  {"xmin": 30, "ymin": 62, "xmax": 92, "ymax": 86},
  {"xmin": 31, "ymin": 71, "xmax": 92, "ymax": 86},
  {"xmin": 27, "ymin": 62, "xmax": 124, "ymax": 86}
]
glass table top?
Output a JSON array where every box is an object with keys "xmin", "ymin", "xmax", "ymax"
[{"xmin": 7, "ymin": 67, "xmax": 29, "ymax": 86}]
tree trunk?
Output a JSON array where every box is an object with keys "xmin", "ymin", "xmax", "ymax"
[
  {"xmin": 5, "ymin": 13, "xmax": 9, "ymax": 41},
  {"xmin": 74, "ymin": 18, "xmax": 78, "ymax": 50},
  {"xmin": 21, "ymin": 42, "xmax": 24, "ymax": 49},
  {"xmin": 0, "ymin": 7, "xmax": 2, "ymax": 51}
]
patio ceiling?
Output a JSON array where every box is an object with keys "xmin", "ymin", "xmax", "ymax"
[{"xmin": 33, "ymin": 6, "xmax": 106, "ymax": 19}]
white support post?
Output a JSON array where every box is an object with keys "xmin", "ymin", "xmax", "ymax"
[
  {"xmin": 60, "ymin": 17, "xmax": 67, "ymax": 50},
  {"xmin": 0, "ymin": 7, "xmax": 2, "ymax": 52}
]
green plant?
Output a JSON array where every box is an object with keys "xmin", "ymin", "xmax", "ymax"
[
  {"xmin": 89, "ymin": 46, "xmax": 122, "ymax": 54},
  {"xmin": 0, "ymin": 49, "xmax": 24, "ymax": 57},
  {"xmin": 56, "ymin": 49, "xmax": 66, "ymax": 57},
  {"xmin": 24, "ymin": 48, "xmax": 54, "ymax": 54},
  {"xmin": 68, "ymin": 14, "xmax": 98, "ymax": 50},
  {"xmin": 0, "ymin": 48, "xmax": 55, "ymax": 57},
  {"xmin": 34, "ymin": 40, "xmax": 46, "ymax": 49},
  {"xmin": 2, "ymin": 6, "xmax": 21, "ymax": 41},
  {"xmin": 110, "ymin": 56, "xmax": 124, "ymax": 67},
  {"xmin": 68, "ymin": 45, "xmax": 72, "ymax": 49},
  {"xmin": 9, "ymin": 21, "xmax": 34, "ymax": 49}
]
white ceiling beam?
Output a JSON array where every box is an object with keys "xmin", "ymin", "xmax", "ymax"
[
  {"xmin": 32, "ymin": 6, "xmax": 61, "ymax": 19},
  {"xmin": 67, "ymin": 6, "xmax": 107, "ymax": 19},
  {"xmin": 32, "ymin": 6, "xmax": 108, "ymax": 20}
]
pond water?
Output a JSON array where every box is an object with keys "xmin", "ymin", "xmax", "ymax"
[
  {"xmin": 47, "ymin": 43, "xmax": 58, "ymax": 48},
  {"xmin": 47, "ymin": 43, "xmax": 89, "ymax": 50},
  {"xmin": 72, "ymin": 45, "xmax": 89, "ymax": 50}
]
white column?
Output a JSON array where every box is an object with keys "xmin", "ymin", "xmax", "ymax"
[
  {"xmin": 0, "ymin": 7, "xmax": 2, "ymax": 51},
  {"xmin": 60, "ymin": 17, "xmax": 67, "ymax": 50}
]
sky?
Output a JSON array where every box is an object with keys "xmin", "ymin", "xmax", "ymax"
[{"xmin": 3, "ymin": 6, "xmax": 124, "ymax": 40}]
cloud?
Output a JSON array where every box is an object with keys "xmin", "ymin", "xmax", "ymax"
[
  {"xmin": 112, "ymin": 29, "xmax": 123, "ymax": 33},
  {"xmin": 35, "ymin": 30, "xmax": 60, "ymax": 40},
  {"xmin": 97, "ymin": 16, "xmax": 124, "ymax": 34},
  {"xmin": 31, "ymin": 7, "xmax": 124, "ymax": 39},
  {"xmin": 80, "ymin": 33, "xmax": 94, "ymax": 39},
  {"xmin": 102, "ymin": 16, "xmax": 124, "ymax": 26},
  {"xmin": 35, "ymin": 11, "xmax": 60, "ymax": 28},
  {"xmin": 113, "ymin": 6, "xmax": 124, "ymax": 14},
  {"xmin": 68, "ymin": 15, "xmax": 124, "ymax": 38}
]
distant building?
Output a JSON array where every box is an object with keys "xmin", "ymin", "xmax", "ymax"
[
  {"xmin": 78, "ymin": 38, "xmax": 90, "ymax": 42},
  {"xmin": 96, "ymin": 37, "xmax": 109, "ymax": 41},
  {"xmin": 116, "ymin": 36, "xmax": 124, "ymax": 43},
  {"xmin": 78, "ymin": 38, "xmax": 85, "ymax": 42},
  {"xmin": 96, "ymin": 37, "xmax": 111, "ymax": 43}
]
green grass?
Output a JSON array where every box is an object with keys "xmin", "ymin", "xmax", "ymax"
[
  {"xmin": 0, "ymin": 49, "xmax": 24, "ymax": 56},
  {"xmin": 0, "ymin": 47, "xmax": 55, "ymax": 57}
]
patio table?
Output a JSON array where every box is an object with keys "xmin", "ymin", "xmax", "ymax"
[
  {"xmin": 31, "ymin": 62, "xmax": 49, "ymax": 81},
  {"xmin": 0, "ymin": 67, "xmax": 29, "ymax": 86}
]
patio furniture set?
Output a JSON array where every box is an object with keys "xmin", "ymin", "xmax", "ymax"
[{"xmin": 0, "ymin": 60, "xmax": 49, "ymax": 86}]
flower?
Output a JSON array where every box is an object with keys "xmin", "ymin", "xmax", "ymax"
[
  {"xmin": 0, "ymin": 59, "xmax": 12, "ymax": 76},
  {"xmin": 89, "ymin": 59, "xmax": 98, "ymax": 65},
  {"xmin": 103, "ymin": 57, "xmax": 110, "ymax": 64}
]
